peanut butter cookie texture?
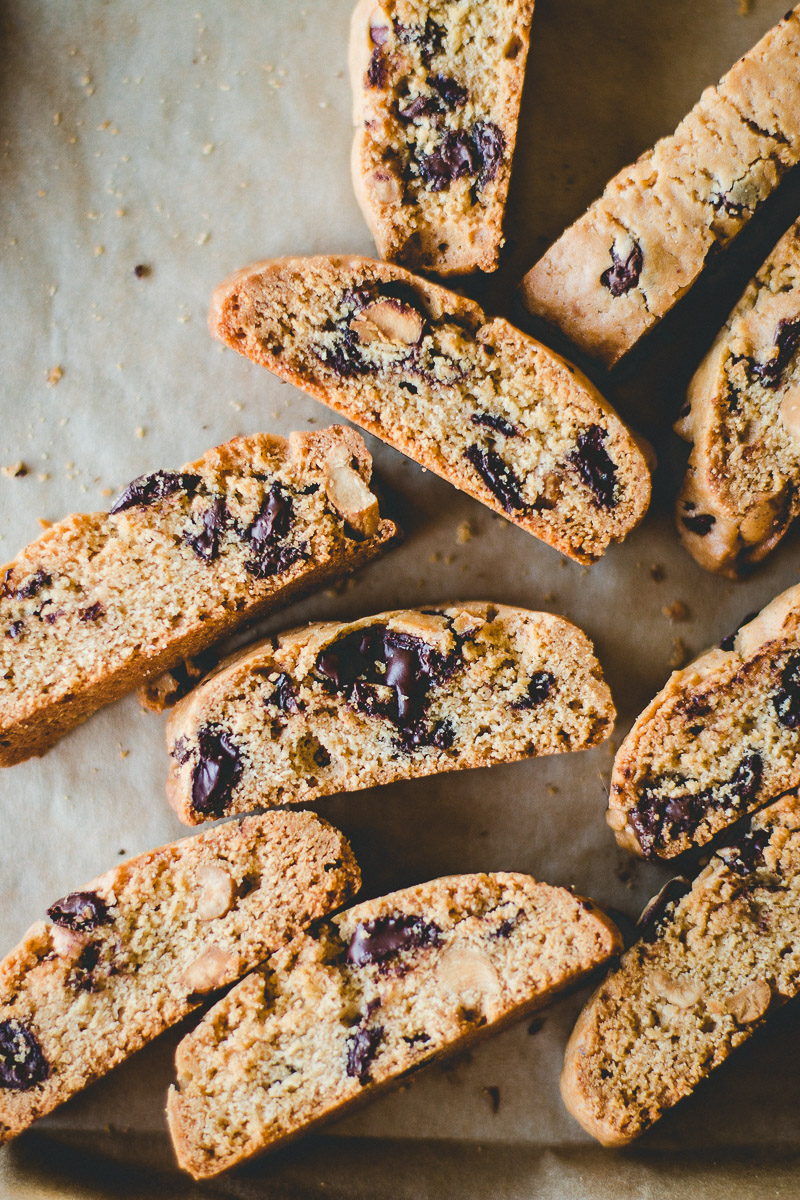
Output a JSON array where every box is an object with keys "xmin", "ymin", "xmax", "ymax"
[
  {"xmin": 210, "ymin": 255, "xmax": 651, "ymax": 564},
  {"xmin": 0, "ymin": 427, "xmax": 398, "ymax": 766},
  {"xmin": 166, "ymin": 601, "xmax": 615, "ymax": 824},
  {"xmin": 609, "ymin": 582, "xmax": 800, "ymax": 860},
  {"xmin": 562, "ymin": 794, "xmax": 800, "ymax": 1145},
  {"xmin": 349, "ymin": 0, "xmax": 535, "ymax": 273},
  {"xmin": 676, "ymin": 218, "xmax": 800, "ymax": 576},
  {"xmin": 520, "ymin": 7, "xmax": 800, "ymax": 367},
  {"xmin": 0, "ymin": 812, "xmax": 360, "ymax": 1143},
  {"xmin": 168, "ymin": 872, "xmax": 622, "ymax": 1178}
]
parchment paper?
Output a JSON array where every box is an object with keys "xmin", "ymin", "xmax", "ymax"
[{"xmin": 2, "ymin": 1, "xmax": 800, "ymax": 1196}]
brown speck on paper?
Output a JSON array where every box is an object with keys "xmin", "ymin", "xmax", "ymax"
[
  {"xmin": 2, "ymin": 461, "xmax": 27, "ymax": 478},
  {"xmin": 484, "ymin": 1086, "xmax": 501, "ymax": 1114},
  {"xmin": 662, "ymin": 601, "xmax": 690, "ymax": 623}
]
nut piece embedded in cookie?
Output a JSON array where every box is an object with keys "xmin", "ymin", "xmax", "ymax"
[
  {"xmin": 181, "ymin": 945, "xmax": 238, "ymax": 994},
  {"xmin": 437, "ymin": 945, "xmax": 500, "ymax": 999},
  {"xmin": 195, "ymin": 864, "xmax": 236, "ymax": 921},
  {"xmin": 324, "ymin": 461, "xmax": 380, "ymax": 537},
  {"xmin": 652, "ymin": 971, "xmax": 703, "ymax": 1009},
  {"xmin": 725, "ymin": 979, "xmax": 771, "ymax": 1023},
  {"xmin": 351, "ymin": 299, "xmax": 424, "ymax": 347}
]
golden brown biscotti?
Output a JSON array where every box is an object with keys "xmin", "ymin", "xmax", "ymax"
[
  {"xmin": 608, "ymin": 581, "xmax": 800, "ymax": 860},
  {"xmin": 676, "ymin": 218, "xmax": 800, "ymax": 577},
  {"xmin": 0, "ymin": 427, "xmax": 398, "ymax": 766},
  {"xmin": 519, "ymin": 7, "xmax": 800, "ymax": 367},
  {"xmin": 167, "ymin": 872, "xmax": 622, "ymax": 1178},
  {"xmin": 349, "ymin": 0, "xmax": 535, "ymax": 274},
  {"xmin": 166, "ymin": 601, "xmax": 615, "ymax": 824},
  {"xmin": 562, "ymin": 793, "xmax": 800, "ymax": 1146},
  {"xmin": 210, "ymin": 255, "xmax": 651, "ymax": 564},
  {"xmin": 0, "ymin": 811, "xmax": 360, "ymax": 1143}
]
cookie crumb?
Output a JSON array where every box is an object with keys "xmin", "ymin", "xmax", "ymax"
[
  {"xmin": 649, "ymin": 564, "xmax": 665, "ymax": 582},
  {"xmin": 662, "ymin": 601, "xmax": 690, "ymax": 623},
  {"xmin": 2, "ymin": 462, "xmax": 27, "ymax": 478},
  {"xmin": 737, "ymin": 0, "xmax": 752, "ymax": 13},
  {"xmin": 37, "ymin": 519, "xmax": 52, "ymax": 530},
  {"xmin": 135, "ymin": 426, "xmax": 146, "ymax": 439},
  {"xmin": 46, "ymin": 365, "xmax": 64, "ymax": 387},
  {"xmin": 456, "ymin": 520, "xmax": 474, "ymax": 544},
  {"xmin": 484, "ymin": 1085, "xmax": 501, "ymax": 1114},
  {"xmin": 669, "ymin": 638, "xmax": 691, "ymax": 669},
  {"xmin": 100, "ymin": 487, "xmax": 113, "ymax": 497}
]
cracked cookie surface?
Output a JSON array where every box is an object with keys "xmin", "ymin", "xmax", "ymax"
[
  {"xmin": 349, "ymin": 0, "xmax": 534, "ymax": 274},
  {"xmin": 676, "ymin": 218, "xmax": 800, "ymax": 576},
  {"xmin": 519, "ymin": 7, "xmax": 800, "ymax": 367},
  {"xmin": 0, "ymin": 426, "xmax": 398, "ymax": 766},
  {"xmin": 609, "ymin": 582, "xmax": 800, "ymax": 859},
  {"xmin": 0, "ymin": 812, "xmax": 360, "ymax": 1143},
  {"xmin": 165, "ymin": 601, "xmax": 615, "ymax": 824},
  {"xmin": 167, "ymin": 871, "xmax": 621, "ymax": 1178},
  {"xmin": 210, "ymin": 255, "xmax": 650, "ymax": 564},
  {"xmin": 562, "ymin": 793, "xmax": 800, "ymax": 1145}
]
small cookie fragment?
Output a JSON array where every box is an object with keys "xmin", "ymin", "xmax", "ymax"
[
  {"xmin": 0, "ymin": 812, "xmax": 360, "ymax": 1143},
  {"xmin": 561, "ymin": 794, "xmax": 800, "ymax": 1145},
  {"xmin": 168, "ymin": 872, "xmax": 622, "ymax": 1178},
  {"xmin": 349, "ymin": 0, "xmax": 535, "ymax": 274},
  {"xmin": 165, "ymin": 601, "xmax": 615, "ymax": 824}
]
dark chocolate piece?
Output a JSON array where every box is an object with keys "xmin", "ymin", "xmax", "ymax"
[
  {"xmin": 191, "ymin": 726, "xmax": 242, "ymax": 816},
  {"xmin": 681, "ymin": 511, "xmax": 716, "ymax": 536},
  {"xmin": 14, "ymin": 570, "xmax": 51, "ymax": 600},
  {"xmin": 568, "ymin": 425, "xmax": 618, "ymax": 509},
  {"xmin": 636, "ymin": 877, "xmax": 691, "ymax": 943},
  {"xmin": 773, "ymin": 655, "xmax": 800, "ymax": 728},
  {"xmin": 347, "ymin": 914, "xmax": 442, "ymax": 966},
  {"xmin": 511, "ymin": 671, "xmax": 555, "ymax": 710},
  {"xmin": 753, "ymin": 318, "xmax": 800, "ymax": 388},
  {"xmin": 600, "ymin": 241, "xmax": 643, "ymax": 297},
  {"xmin": 0, "ymin": 1021, "xmax": 49, "ymax": 1091},
  {"xmin": 47, "ymin": 891, "xmax": 110, "ymax": 932},
  {"xmin": 110, "ymin": 470, "xmax": 200, "ymax": 514},
  {"xmin": 464, "ymin": 444, "xmax": 528, "ymax": 513},
  {"xmin": 269, "ymin": 673, "xmax": 301, "ymax": 714},
  {"xmin": 345, "ymin": 1025, "xmax": 384, "ymax": 1085},
  {"xmin": 184, "ymin": 498, "xmax": 227, "ymax": 562},
  {"xmin": 470, "ymin": 412, "xmax": 520, "ymax": 438},
  {"xmin": 78, "ymin": 602, "xmax": 105, "ymax": 623}
]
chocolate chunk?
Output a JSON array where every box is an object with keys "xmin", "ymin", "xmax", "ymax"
[
  {"xmin": 369, "ymin": 21, "xmax": 389, "ymax": 46},
  {"xmin": 170, "ymin": 736, "xmax": 192, "ymax": 765},
  {"xmin": 110, "ymin": 470, "xmax": 200, "ymax": 514},
  {"xmin": 600, "ymin": 241, "xmax": 643, "ymax": 296},
  {"xmin": 0, "ymin": 1020, "xmax": 49, "ymax": 1091},
  {"xmin": 316, "ymin": 629, "xmax": 377, "ymax": 692},
  {"xmin": 244, "ymin": 543, "xmax": 306, "ymax": 579},
  {"xmin": 14, "ymin": 570, "xmax": 51, "ymax": 600},
  {"xmin": 636, "ymin": 877, "xmax": 691, "ymax": 943},
  {"xmin": 568, "ymin": 425, "xmax": 618, "ymax": 509},
  {"xmin": 681, "ymin": 511, "xmax": 716, "ymax": 536},
  {"xmin": 719, "ymin": 611, "xmax": 757, "ymax": 651},
  {"xmin": 753, "ymin": 318, "xmax": 800, "ymax": 389},
  {"xmin": 78, "ymin": 602, "xmax": 105, "ymax": 623},
  {"xmin": 721, "ymin": 826, "xmax": 771, "ymax": 876},
  {"xmin": 464, "ymin": 444, "xmax": 529, "ymax": 513},
  {"xmin": 710, "ymin": 190, "xmax": 746, "ymax": 218},
  {"xmin": 345, "ymin": 1025, "xmax": 384, "ymax": 1085},
  {"xmin": 185, "ymin": 498, "xmax": 227, "ymax": 562},
  {"xmin": 397, "ymin": 717, "xmax": 455, "ymax": 751},
  {"xmin": 6, "ymin": 621, "xmax": 24, "ymax": 639},
  {"xmin": 773, "ymin": 655, "xmax": 800, "ymax": 728},
  {"xmin": 418, "ymin": 129, "xmax": 478, "ymax": 191},
  {"xmin": 470, "ymin": 412, "xmax": 520, "ymax": 438},
  {"xmin": 402, "ymin": 1032, "xmax": 431, "ymax": 1045},
  {"xmin": 495, "ymin": 910, "xmax": 522, "ymax": 939},
  {"xmin": 393, "ymin": 16, "xmax": 444, "ymax": 65},
  {"xmin": 47, "ymin": 890, "xmax": 110, "ymax": 931},
  {"xmin": 347, "ymin": 914, "xmax": 442, "ymax": 966},
  {"xmin": 472, "ymin": 121, "xmax": 505, "ymax": 191},
  {"xmin": 511, "ymin": 671, "xmax": 555, "ymax": 710},
  {"xmin": 247, "ymin": 484, "xmax": 293, "ymax": 548},
  {"xmin": 397, "ymin": 94, "xmax": 439, "ymax": 122},
  {"xmin": 428, "ymin": 73, "xmax": 468, "ymax": 110},
  {"xmin": 383, "ymin": 636, "xmax": 418, "ymax": 721},
  {"xmin": 191, "ymin": 726, "xmax": 242, "ymax": 816},
  {"xmin": 269, "ymin": 673, "xmax": 301, "ymax": 714},
  {"xmin": 321, "ymin": 326, "xmax": 374, "ymax": 379},
  {"xmin": 366, "ymin": 47, "xmax": 388, "ymax": 89}
]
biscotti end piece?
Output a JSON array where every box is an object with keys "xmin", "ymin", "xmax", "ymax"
[
  {"xmin": 563, "ymin": 793, "xmax": 800, "ymax": 1145},
  {"xmin": 519, "ymin": 8, "xmax": 800, "ymax": 366},
  {"xmin": 349, "ymin": 0, "xmax": 535, "ymax": 275},
  {"xmin": 211, "ymin": 255, "xmax": 651, "ymax": 564},
  {"xmin": 0, "ymin": 426, "xmax": 398, "ymax": 766},
  {"xmin": 165, "ymin": 601, "xmax": 616, "ymax": 824},
  {"xmin": 0, "ymin": 811, "xmax": 360, "ymax": 1143},
  {"xmin": 675, "ymin": 218, "xmax": 800, "ymax": 577},
  {"xmin": 608, "ymin": 581, "xmax": 800, "ymax": 859},
  {"xmin": 167, "ymin": 872, "xmax": 621, "ymax": 1178}
]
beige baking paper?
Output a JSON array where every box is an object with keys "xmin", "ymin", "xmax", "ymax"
[{"xmin": 2, "ymin": 1, "xmax": 800, "ymax": 1196}]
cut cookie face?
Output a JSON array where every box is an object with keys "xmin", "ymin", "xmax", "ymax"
[
  {"xmin": 562, "ymin": 793, "xmax": 800, "ymax": 1145},
  {"xmin": 165, "ymin": 601, "xmax": 616, "ymax": 824},
  {"xmin": 0, "ymin": 426, "xmax": 398, "ymax": 766},
  {"xmin": 0, "ymin": 812, "xmax": 360, "ymax": 1143},
  {"xmin": 167, "ymin": 871, "xmax": 622, "ymax": 1178},
  {"xmin": 209, "ymin": 255, "xmax": 651, "ymax": 564},
  {"xmin": 609, "ymin": 581, "xmax": 800, "ymax": 859},
  {"xmin": 349, "ymin": 0, "xmax": 535, "ymax": 274}
]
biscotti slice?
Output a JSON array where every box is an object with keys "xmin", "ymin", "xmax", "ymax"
[
  {"xmin": 0, "ymin": 426, "xmax": 398, "ymax": 766},
  {"xmin": 167, "ymin": 872, "xmax": 622, "ymax": 1178},
  {"xmin": 165, "ymin": 601, "xmax": 615, "ymax": 824},
  {"xmin": 608, "ymin": 581, "xmax": 800, "ymax": 860},
  {"xmin": 210, "ymin": 255, "xmax": 651, "ymax": 564},
  {"xmin": 0, "ymin": 811, "xmax": 360, "ymax": 1143},
  {"xmin": 562, "ymin": 793, "xmax": 800, "ymax": 1146},
  {"xmin": 675, "ymin": 218, "xmax": 800, "ymax": 577},
  {"xmin": 519, "ymin": 7, "xmax": 800, "ymax": 367},
  {"xmin": 349, "ymin": 0, "xmax": 535, "ymax": 274}
]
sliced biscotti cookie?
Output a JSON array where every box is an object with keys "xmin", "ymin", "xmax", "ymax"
[
  {"xmin": 519, "ymin": 8, "xmax": 800, "ymax": 367},
  {"xmin": 675, "ymin": 219, "xmax": 800, "ymax": 577},
  {"xmin": 0, "ymin": 426, "xmax": 398, "ymax": 766},
  {"xmin": 165, "ymin": 601, "xmax": 615, "ymax": 824},
  {"xmin": 562, "ymin": 793, "xmax": 800, "ymax": 1146},
  {"xmin": 0, "ymin": 811, "xmax": 359, "ymax": 1144},
  {"xmin": 167, "ymin": 872, "xmax": 622, "ymax": 1178},
  {"xmin": 210, "ymin": 255, "xmax": 651, "ymax": 564},
  {"xmin": 608, "ymin": 582, "xmax": 800, "ymax": 860},
  {"xmin": 349, "ymin": 0, "xmax": 535, "ymax": 274}
]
